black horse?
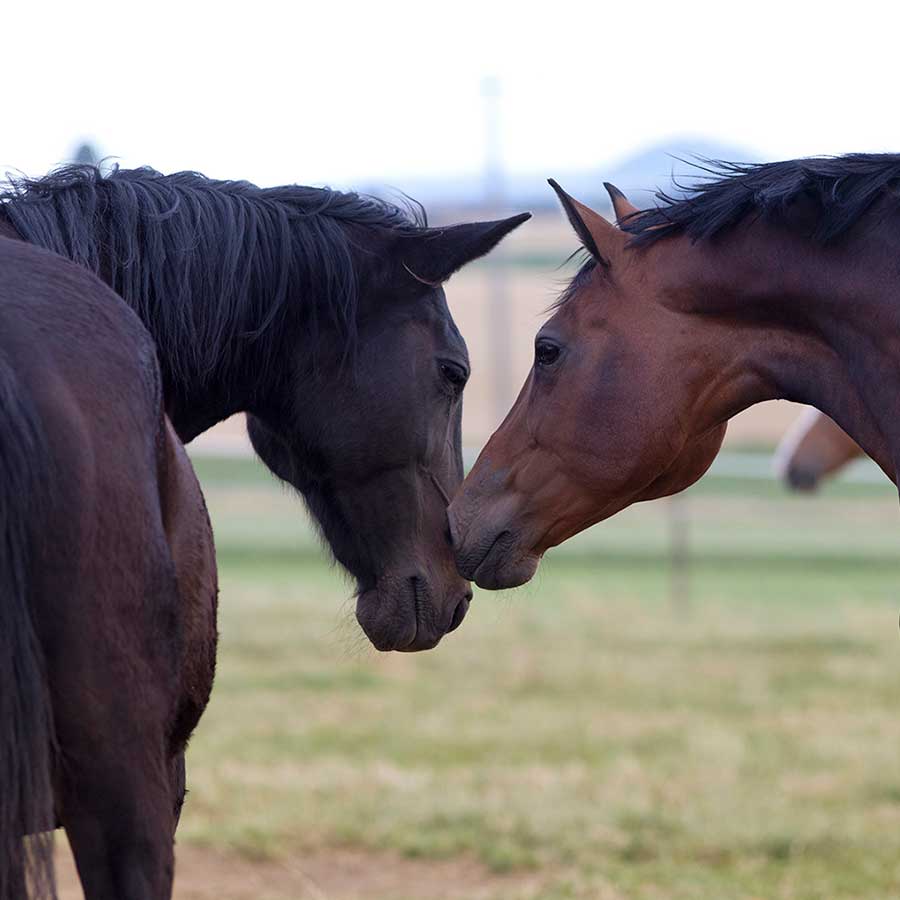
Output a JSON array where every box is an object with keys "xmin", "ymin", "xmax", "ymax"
[
  {"xmin": 0, "ymin": 237, "xmax": 217, "ymax": 898},
  {"xmin": 0, "ymin": 166, "xmax": 530, "ymax": 650}
]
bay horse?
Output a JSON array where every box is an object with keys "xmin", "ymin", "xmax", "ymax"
[
  {"xmin": 0, "ymin": 237, "xmax": 216, "ymax": 898},
  {"xmin": 449, "ymin": 154, "xmax": 900, "ymax": 589},
  {"xmin": 774, "ymin": 408, "xmax": 864, "ymax": 491},
  {"xmin": 0, "ymin": 166, "xmax": 529, "ymax": 649}
]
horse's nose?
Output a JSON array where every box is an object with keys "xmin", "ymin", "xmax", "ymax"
[
  {"xmin": 447, "ymin": 505, "xmax": 462, "ymax": 546},
  {"xmin": 448, "ymin": 500, "xmax": 504, "ymax": 581},
  {"xmin": 446, "ymin": 589, "xmax": 472, "ymax": 634}
]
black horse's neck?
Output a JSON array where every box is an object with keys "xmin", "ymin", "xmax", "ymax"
[
  {"xmin": 0, "ymin": 167, "xmax": 424, "ymax": 442},
  {"xmin": 163, "ymin": 360, "xmax": 263, "ymax": 443}
]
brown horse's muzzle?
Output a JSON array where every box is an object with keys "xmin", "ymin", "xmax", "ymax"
[{"xmin": 447, "ymin": 496, "xmax": 541, "ymax": 590}]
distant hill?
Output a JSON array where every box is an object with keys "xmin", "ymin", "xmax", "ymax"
[
  {"xmin": 597, "ymin": 138, "xmax": 762, "ymax": 206},
  {"xmin": 366, "ymin": 137, "xmax": 764, "ymax": 213}
]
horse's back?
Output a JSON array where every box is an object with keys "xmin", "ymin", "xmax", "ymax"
[
  {"xmin": 0, "ymin": 230, "xmax": 216, "ymax": 702},
  {"xmin": 0, "ymin": 235, "xmax": 161, "ymax": 451},
  {"xmin": 0, "ymin": 236, "xmax": 172, "ymax": 625},
  {"xmin": 0, "ymin": 233, "xmax": 187, "ymax": 713},
  {"xmin": 0, "ymin": 237, "xmax": 216, "ymax": 898}
]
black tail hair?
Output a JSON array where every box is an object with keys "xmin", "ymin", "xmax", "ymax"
[{"xmin": 0, "ymin": 354, "xmax": 56, "ymax": 899}]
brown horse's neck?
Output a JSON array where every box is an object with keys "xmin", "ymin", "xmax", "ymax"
[{"xmin": 664, "ymin": 217, "xmax": 900, "ymax": 481}]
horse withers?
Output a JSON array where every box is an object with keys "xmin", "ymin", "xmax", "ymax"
[
  {"xmin": 450, "ymin": 155, "xmax": 900, "ymax": 589},
  {"xmin": 0, "ymin": 168, "xmax": 530, "ymax": 650},
  {"xmin": 0, "ymin": 237, "xmax": 216, "ymax": 899}
]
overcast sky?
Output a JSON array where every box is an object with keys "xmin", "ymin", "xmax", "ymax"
[{"xmin": 3, "ymin": 1, "xmax": 894, "ymax": 190}]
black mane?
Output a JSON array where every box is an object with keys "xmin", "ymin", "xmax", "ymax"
[
  {"xmin": 0, "ymin": 165, "xmax": 426, "ymax": 386},
  {"xmin": 625, "ymin": 153, "xmax": 900, "ymax": 247},
  {"xmin": 550, "ymin": 249, "xmax": 597, "ymax": 311}
]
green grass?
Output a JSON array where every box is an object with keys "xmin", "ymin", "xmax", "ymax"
[{"xmin": 182, "ymin": 455, "xmax": 900, "ymax": 899}]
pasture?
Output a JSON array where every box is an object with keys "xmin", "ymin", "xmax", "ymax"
[{"xmin": 55, "ymin": 453, "xmax": 900, "ymax": 899}]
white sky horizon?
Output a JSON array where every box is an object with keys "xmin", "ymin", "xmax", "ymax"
[{"xmin": 3, "ymin": 0, "xmax": 896, "ymax": 191}]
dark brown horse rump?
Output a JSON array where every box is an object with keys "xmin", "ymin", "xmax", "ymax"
[
  {"xmin": 450, "ymin": 154, "xmax": 900, "ymax": 589},
  {"xmin": 0, "ymin": 167, "xmax": 530, "ymax": 651},
  {"xmin": 0, "ymin": 237, "xmax": 216, "ymax": 898}
]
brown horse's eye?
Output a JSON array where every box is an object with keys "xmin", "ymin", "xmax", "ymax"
[
  {"xmin": 534, "ymin": 340, "xmax": 561, "ymax": 368},
  {"xmin": 440, "ymin": 361, "xmax": 469, "ymax": 389}
]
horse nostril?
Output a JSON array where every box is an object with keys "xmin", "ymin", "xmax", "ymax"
[
  {"xmin": 447, "ymin": 509, "xmax": 463, "ymax": 550},
  {"xmin": 447, "ymin": 594, "xmax": 470, "ymax": 634}
]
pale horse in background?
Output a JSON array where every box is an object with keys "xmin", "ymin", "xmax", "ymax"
[{"xmin": 774, "ymin": 408, "xmax": 865, "ymax": 492}]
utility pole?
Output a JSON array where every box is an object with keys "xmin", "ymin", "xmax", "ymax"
[
  {"xmin": 72, "ymin": 142, "xmax": 99, "ymax": 166},
  {"xmin": 667, "ymin": 495, "xmax": 692, "ymax": 615},
  {"xmin": 481, "ymin": 76, "xmax": 514, "ymax": 426}
]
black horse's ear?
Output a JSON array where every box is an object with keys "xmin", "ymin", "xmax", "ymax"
[
  {"xmin": 400, "ymin": 213, "xmax": 531, "ymax": 285},
  {"xmin": 548, "ymin": 179, "xmax": 621, "ymax": 269}
]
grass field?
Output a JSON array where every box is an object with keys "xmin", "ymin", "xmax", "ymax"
[{"xmin": 65, "ymin": 455, "xmax": 900, "ymax": 899}]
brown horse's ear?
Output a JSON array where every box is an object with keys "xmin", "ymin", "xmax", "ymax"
[
  {"xmin": 400, "ymin": 213, "xmax": 531, "ymax": 285},
  {"xmin": 603, "ymin": 182, "xmax": 639, "ymax": 224},
  {"xmin": 547, "ymin": 179, "xmax": 621, "ymax": 268}
]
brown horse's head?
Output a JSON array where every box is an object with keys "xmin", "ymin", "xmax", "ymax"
[{"xmin": 448, "ymin": 181, "xmax": 727, "ymax": 589}]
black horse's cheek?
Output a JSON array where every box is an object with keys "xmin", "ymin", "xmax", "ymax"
[{"xmin": 246, "ymin": 415, "xmax": 296, "ymax": 486}]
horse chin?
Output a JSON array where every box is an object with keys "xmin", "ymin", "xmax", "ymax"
[{"xmin": 472, "ymin": 543, "xmax": 541, "ymax": 591}]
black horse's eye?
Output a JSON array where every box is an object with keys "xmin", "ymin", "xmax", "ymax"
[
  {"xmin": 440, "ymin": 361, "xmax": 469, "ymax": 389},
  {"xmin": 534, "ymin": 340, "xmax": 562, "ymax": 368}
]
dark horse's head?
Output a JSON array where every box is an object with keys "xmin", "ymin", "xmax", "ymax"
[
  {"xmin": 246, "ymin": 212, "xmax": 530, "ymax": 650},
  {"xmin": 0, "ymin": 166, "xmax": 529, "ymax": 650}
]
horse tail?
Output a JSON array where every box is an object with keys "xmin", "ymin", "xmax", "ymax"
[{"xmin": 0, "ymin": 353, "xmax": 56, "ymax": 899}]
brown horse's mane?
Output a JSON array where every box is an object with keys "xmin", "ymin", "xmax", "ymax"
[
  {"xmin": 551, "ymin": 250, "xmax": 598, "ymax": 311},
  {"xmin": 624, "ymin": 153, "xmax": 900, "ymax": 247}
]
